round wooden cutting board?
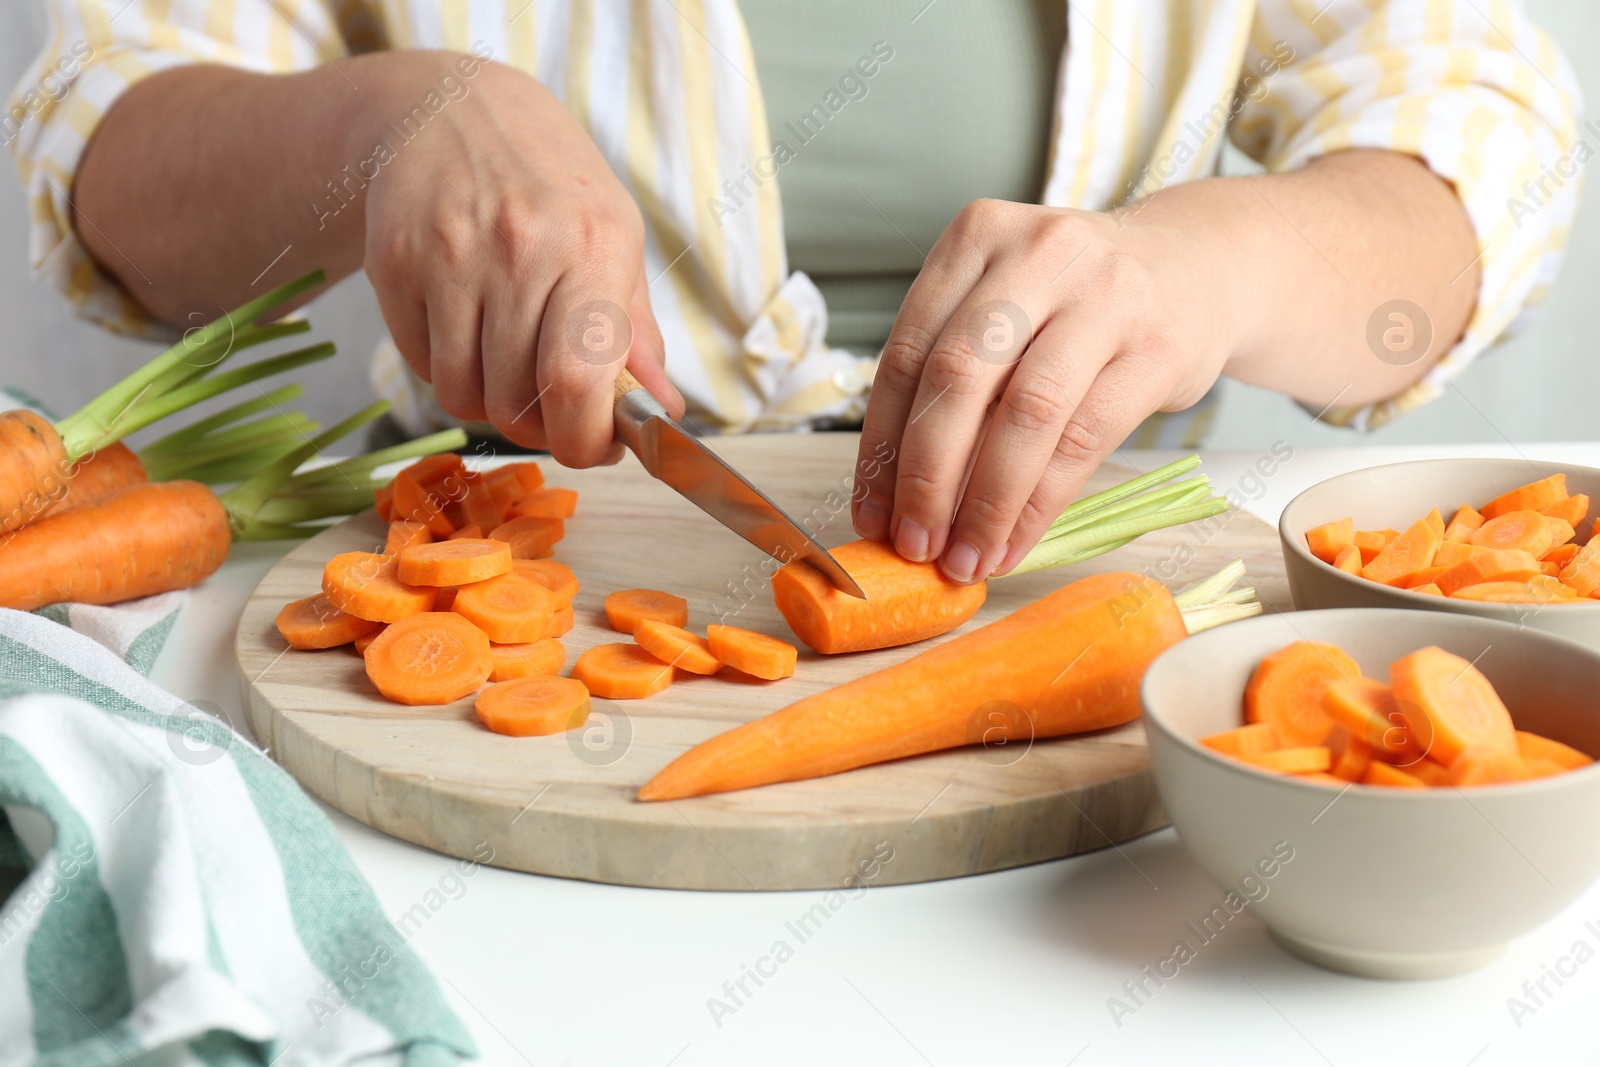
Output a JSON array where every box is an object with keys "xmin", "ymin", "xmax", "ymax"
[{"xmin": 236, "ymin": 435, "xmax": 1289, "ymax": 891}]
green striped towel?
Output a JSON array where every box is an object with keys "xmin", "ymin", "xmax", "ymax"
[{"xmin": 0, "ymin": 605, "xmax": 477, "ymax": 1064}]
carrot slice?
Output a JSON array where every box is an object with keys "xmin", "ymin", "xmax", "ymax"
[
  {"xmin": 605, "ymin": 588, "xmax": 689, "ymax": 633},
  {"xmin": 488, "ymin": 637, "xmax": 566, "ymax": 681},
  {"xmin": 1326, "ymin": 727, "xmax": 1374, "ymax": 782},
  {"xmin": 353, "ymin": 624, "xmax": 387, "ymax": 655},
  {"xmin": 493, "ymin": 461, "xmax": 545, "ymax": 497},
  {"xmin": 1333, "ymin": 544, "xmax": 1363, "ymax": 575},
  {"xmin": 511, "ymin": 559, "xmax": 579, "ymax": 602},
  {"xmin": 1200, "ymin": 722, "xmax": 1280, "ymax": 757},
  {"xmin": 385, "ymin": 519, "xmax": 433, "ymax": 558},
  {"xmin": 1363, "ymin": 762, "xmax": 1426, "ymax": 788},
  {"xmin": 475, "ymin": 675, "xmax": 591, "ymax": 736},
  {"xmin": 1539, "ymin": 493, "xmax": 1590, "ymax": 531},
  {"xmin": 323, "ymin": 551, "xmax": 437, "ymax": 623},
  {"xmin": 487, "ymin": 516, "xmax": 565, "ymax": 559},
  {"xmin": 1362, "ymin": 512, "xmax": 1444, "ymax": 587},
  {"xmin": 1443, "ymin": 505, "xmax": 1485, "ymax": 543},
  {"xmin": 392, "ymin": 470, "xmax": 453, "ymax": 537},
  {"xmin": 1542, "ymin": 543, "xmax": 1580, "ymax": 568},
  {"xmin": 1481, "ymin": 475, "xmax": 1566, "ymax": 520},
  {"xmin": 1322, "ymin": 676, "xmax": 1421, "ymax": 759},
  {"xmin": 1399, "ymin": 567, "xmax": 1449, "ymax": 589},
  {"xmin": 1389, "ymin": 645, "xmax": 1517, "ymax": 766},
  {"xmin": 1243, "ymin": 641, "xmax": 1359, "ymax": 747},
  {"xmin": 1305, "ymin": 518, "xmax": 1354, "ymax": 565},
  {"xmin": 551, "ymin": 603, "xmax": 575, "ymax": 636},
  {"xmin": 434, "ymin": 586, "xmax": 458, "ymax": 611},
  {"xmin": 706, "ymin": 624, "xmax": 798, "ymax": 680},
  {"xmin": 452, "ymin": 572, "xmax": 562, "ymax": 643},
  {"xmin": 276, "ymin": 593, "xmax": 382, "ymax": 650},
  {"xmin": 461, "ymin": 474, "xmax": 506, "ymax": 532},
  {"xmin": 1560, "ymin": 540, "xmax": 1600, "ymax": 597},
  {"xmin": 634, "ymin": 620, "xmax": 722, "ymax": 675},
  {"xmin": 1238, "ymin": 747, "xmax": 1331, "ymax": 774},
  {"xmin": 1451, "ymin": 576, "xmax": 1578, "ymax": 603},
  {"xmin": 446, "ymin": 523, "xmax": 483, "ymax": 541},
  {"xmin": 1434, "ymin": 548, "xmax": 1542, "ymax": 595},
  {"xmin": 1516, "ymin": 730, "xmax": 1594, "ymax": 770},
  {"xmin": 398, "ymin": 538, "xmax": 513, "ymax": 587},
  {"xmin": 1411, "ymin": 582, "xmax": 1445, "ymax": 597},
  {"xmin": 1470, "ymin": 510, "xmax": 1555, "ymax": 558},
  {"xmin": 400, "ymin": 453, "xmax": 465, "ymax": 485},
  {"xmin": 364, "ymin": 611, "xmax": 492, "ymax": 705},
  {"xmin": 374, "ymin": 484, "xmax": 395, "ymax": 522},
  {"xmin": 1353, "ymin": 528, "xmax": 1399, "ymax": 565},
  {"xmin": 1447, "ymin": 746, "xmax": 1531, "ymax": 787},
  {"xmin": 1433, "ymin": 540, "xmax": 1481, "ymax": 567},
  {"xmin": 510, "ymin": 487, "xmax": 578, "ymax": 519},
  {"xmin": 572, "ymin": 642, "xmax": 675, "ymax": 699}
]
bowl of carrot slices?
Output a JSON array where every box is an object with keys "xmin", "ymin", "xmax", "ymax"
[
  {"xmin": 1142, "ymin": 607, "xmax": 1600, "ymax": 980},
  {"xmin": 1278, "ymin": 459, "xmax": 1600, "ymax": 641}
]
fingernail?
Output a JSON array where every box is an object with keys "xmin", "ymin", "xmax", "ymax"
[
  {"xmin": 855, "ymin": 495, "xmax": 890, "ymax": 540},
  {"xmin": 941, "ymin": 539, "xmax": 982, "ymax": 583},
  {"xmin": 894, "ymin": 517, "xmax": 930, "ymax": 562}
]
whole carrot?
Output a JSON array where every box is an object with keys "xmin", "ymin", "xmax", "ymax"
[
  {"xmin": 642, "ymin": 570, "xmax": 1235, "ymax": 801},
  {"xmin": 30, "ymin": 443, "xmax": 148, "ymax": 524}
]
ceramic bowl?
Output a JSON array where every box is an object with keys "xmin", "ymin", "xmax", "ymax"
[
  {"xmin": 1142, "ymin": 608, "xmax": 1600, "ymax": 979},
  {"xmin": 1277, "ymin": 458, "xmax": 1600, "ymax": 643}
]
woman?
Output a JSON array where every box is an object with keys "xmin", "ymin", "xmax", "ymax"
[{"xmin": 6, "ymin": 0, "xmax": 1581, "ymax": 584}]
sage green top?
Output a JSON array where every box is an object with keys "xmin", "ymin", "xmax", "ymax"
[{"xmin": 741, "ymin": 0, "xmax": 1066, "ymax": 353}]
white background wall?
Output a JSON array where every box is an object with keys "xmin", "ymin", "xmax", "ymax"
[{"xmin": 2, "ymin": 1, "xmax": 1595, "ymax": 449}]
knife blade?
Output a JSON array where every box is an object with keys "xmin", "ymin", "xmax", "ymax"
[{"xmin": 612, "ymin": 369, "xmax": 867, "ymax": 599}]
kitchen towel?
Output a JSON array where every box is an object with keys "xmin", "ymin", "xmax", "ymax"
[{"xmin": 0, "ymin": 604, "xmax": 478, "ymax": 1066}]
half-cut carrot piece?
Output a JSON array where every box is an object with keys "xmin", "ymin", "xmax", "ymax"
[
  {"xmin": 353, "ymin": 624, "xmax": 387, "ymax": 655},
  {"xmin": 1363, "ymin": 511, "xmax": 1445, "ymax": 587},
  {"xmin": 511, "ymin": 559, "xmax": 579, "ymax": 602},
  {"xmin": 453, "ymin": 572, "xmax": 562, "ymax": 643},
  {"xmin": 488, "ymin": 637, "xmax": 566, "ymax": 681},
  {"xmin": 1560, "ymin": 540, "xmax": 1600, "ymax": 597},
  {"xmin": 572, "ymin": 642, "xmax": 675, "ymax": 699},
  {"xmin": 1390, "ymin": 645, "xmax": 1517, "ymax": 766},
  {"xmin": 1363, "ymin": 762, "xmax": 1426, "ymax": 788},
  {"xmin": 1200, "ymin": 722, "xmax": 1280, "ymax": 757},
  {"xmin": 1239, "ymin": 747, "xmax": 1331, "ymax": 774},
  {"xmin": 1470, "ymin": 510, "xmax": 1555, "ymax": 558},
  {"xmin": 1443, "ymin": 505, "xmax": 1485, "ymax": 543},
  {"xmin": 364, "ymin": 611, "xmax": 492, "ymax": 705},
  {"xmin": 1333, "ymin": 544, "xmax": 1363, "ymax": 574},
  {"xmin": 1353, "ymin": 529, "xmax": 1399, "ymax": 565},
  {"xmin": 398, "ymin": 538, "xmax": 513, "ymax": 586},
  {"xmin": 323, "ymin": 551, "xmax": 437, "ymax": 623},
  {"xmin": 487, "ymin": 516, "xmax": 565, "ymax": 559},
  {"xmin": 706, "ymin": 624, "xmax": 798, "ymax": 680},
  {"xmin": 1305, "ymin": 518, "xmax": 1354, "ymax": 565},
  {"xmin": 1540, "ymin": 493, "xmax": 1590, "ymax": 530},
  {"xmin": 475, "ymin": 675, "xmax": 591, "ymax": 736},
  {"xmin": 384, "ymin": 519, "xmax": 433, "ymax": 558},
  {"xmin": 605, "ymin": 588, "xmax": 688, "ymax": 633},
  {"xmin": 510, "ymin": 487, "xmax": 578, "ymax": 519},
  {"xmin": 1243, "ymin": 641, "xmax": 1359, "ymax": 747},
  {"xmin": 634, "ymin": 620, "xmax": 722, "ymax": 675},
  {"xmin": 1434, "ymin": 549, "xmax": 1542, "ymax": 595},
  {"xmin": 1481, "ymin": 475, "xmax": 1566, "ymax": 520},
  {"xmin": 276, "ymin": 594, "xmax": 382, "ymax": 650},
  {"xmin": 1515, "ymin": 730, "xmax": 1593, "ymax": 770}
]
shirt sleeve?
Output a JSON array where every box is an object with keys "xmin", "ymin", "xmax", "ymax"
[
  {"xmin": 4, "ymin": 0, "xmax": 349, "ymax": 338},
  {"xmin": 1232, "ymin": 0, "xmax": 1583, "ymax": 430}
]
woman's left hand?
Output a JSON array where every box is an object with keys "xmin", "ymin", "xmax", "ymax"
[{"xmin": 850, "ymin": 197, "xmax": 1237, "ymax": 584}]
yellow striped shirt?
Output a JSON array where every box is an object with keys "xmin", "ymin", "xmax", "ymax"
[{"xmin": 5, "ymin": 0, "xmax": 1583, "ymax": 439}]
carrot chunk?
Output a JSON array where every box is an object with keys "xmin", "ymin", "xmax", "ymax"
[
  {"xmin": 276, "ymin": 594, "xmax": 382, "ymax": 650},
  {"xmin": 1516, "ymin": 730, "xmax": 1594, "ymax": 770},
  {"xmin": 1451, "ymin": 575, "xmax": 1578, "ymax": 603},
  {"xmin": 1305, "ymin": 518, "xmax": 1354, "ymax": 565},
  {"xmin": 374, "ymin": 483, "xmax": 395, "ymax": 522},
  {"xmin": 1389, "ymin": 645, "xmax": 1517, "ymax": 766},
  {"xmin": 510, "ymin": 487, "xmax": 578, "ymax": 519},
  {"xmin": 452, "ymin": 572, "xmax": 562, "ymax": 643},
  {"xmin": 1327, "ymin": 727, "xmax": 1374, "ymax": 782},
  {"xmin": 1443, "ymin": 505, "xmax": 1485, "ymax": 543},
  {"xmin": 551, "ymin": 603, "xmax": 575, "ymax": 636},
  {"xmin": 392, "ymin": 470, "xmax": 453, "ymax": 537},
  {"xmin": 384, "ymin": 519, "xmax": 433, "ymax": 558},
  {"xmin": 1238, "ymin": 747, "xmax": 1332, "ymax": 775},
  {"xmin": 488, "ymin": 638, "xmax": 567, "ymax": 681},
  {"xmin": 475, "ymin": 675, "xmax": 591, "ymax": 736},
  {"xmin": 572, "ymin": 642, "xmax": 675, "ymax": 699},
  {"xmin": 1243, "ymin": 641, "xmax": 1359, "ymax": 747},
  {"xmin": 511, "ymin": 559, "xmax": 579, "ymax": 602},
  {"xmin": 1540, "ymin": 493, "xmax": 1590, "ymax": 530},
  {"xmin": 1433, "ymin": 540, "xmax": 1481, "ymax": 567},
  {"xmin": 1399, "ymin": 567, "xmax": 1449, "ymax": 589},
  {"xmin": 1322, "ymin": 676, "xmax": 1422, "ymax": 760},
  {"xmin": 487, "ymin": 516, "xmax": 565, "ymax": 559},
  {"xmin": 1560, "ymin": 540, "xmax": 1600, "ymax": 597},
  {"xmin": 1481, "ymin": 475, "xmax": 1566, "ymax": 520},
  {"xmin": 634, "ymin": 620, "xmax": 722, "ymax": 675},
  {"xmin": 1352, "ymin": 528, "xmax": 1399, "ymax": 565},
  {"xmin": 323, "ymin": 551, "xmax": 437, "ymax": 623},
  {"xmin": 1434, "ymin": 548, "xmax": 1542, "ymax": 595},
  {"xmin": 706, "ymin": 624, "xmax": 798, "ymax": 680},
  {"xmin": 1411, "ymin": 582, "xmax": 1444, "ymax": 596},
  {"xmin": 398, "ymin": 538, "xmax": 513, "ymax": 587},
  {"xmin": 1470, "ymin": 510, "xmax": 1555, "ymax": 558},
  {"xmin": 1362, "ymin": 512, "xmax": 1445, "ymax": 587},
  {"xmin": 461, "ymin": 474, "xmax": 506, "ymax": 532},
  {"xmin": 1362, "ymin": 762, "xmax": 1426, "ymax": 788},
  {"xmin": 1333, "ymin": 544, "xmax": 1364, "ymax": 575},
  {"xmin": 353, "ymin": 624, "xmax": 386, "ymax": 655},
  {"xmin": 1200, "ymin": 722, "xmax": 1280, "ymax": 757},
  {"xmin": 1542, "ymin": 543, "xmax": 1580, "ymax": 568},
  {"xmin": 605, "ymin": 588, "xmax": 688, "ymax": 633},
  {"xmin": 364, "ymin": 612, "xmax": 492, "ymax": 705},
  {"xmin": 1447, "ymin": 746, "xmax": 1531, "ymax": 787},
  {"xmin": 446, "ymin": 523, "xmax": 484, "ymax": 541}
]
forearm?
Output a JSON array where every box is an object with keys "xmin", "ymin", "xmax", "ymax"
[
  {"xmin": 1121, "ymin": 148, "xmax": 1481, "ymax": 409},
  {"xmin": 72, "ymin": 53, "xmax": 464, "ymax": 324}
]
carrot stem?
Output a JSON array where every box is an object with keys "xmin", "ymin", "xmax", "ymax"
[
  {"xmin": 138, "ymin": 383, "xmax": 305, "ymax": 455},
  {"xmin": 140, "ymin": 415, "xmax": 321, "ymax": 482},
  {"xmin": 1173, "ymin": 560, "xmax": 1262, "ymax": 633},
  {"xmin": 1013, "ymin": 496, "xmax": 1229, "ymax": 574},
  {"xmin": 282, "ymin": 430, "xmax": 468, "ymax": 489},
  {"xmin": 142, "ymin": 319, "xmax": 313, "ymax": 399}
]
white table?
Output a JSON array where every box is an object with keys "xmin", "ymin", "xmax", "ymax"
[{"xmin": 153, "ymin": 443, "xmax": 1600, "ymax": 1067}]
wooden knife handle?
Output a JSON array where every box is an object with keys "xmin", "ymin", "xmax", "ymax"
[{"xmin": 613, "ymin": 368, "xmax": 646, "ymax": 404}]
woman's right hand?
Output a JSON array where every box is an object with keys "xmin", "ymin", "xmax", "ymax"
[{"xmin": 353, "ymin": 52, "xmax": 683, "ymax": 464}]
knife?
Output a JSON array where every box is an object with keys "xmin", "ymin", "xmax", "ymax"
[{"xmin": 612, "ymin": 369, "xmax": 867, "ymax": 599}]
